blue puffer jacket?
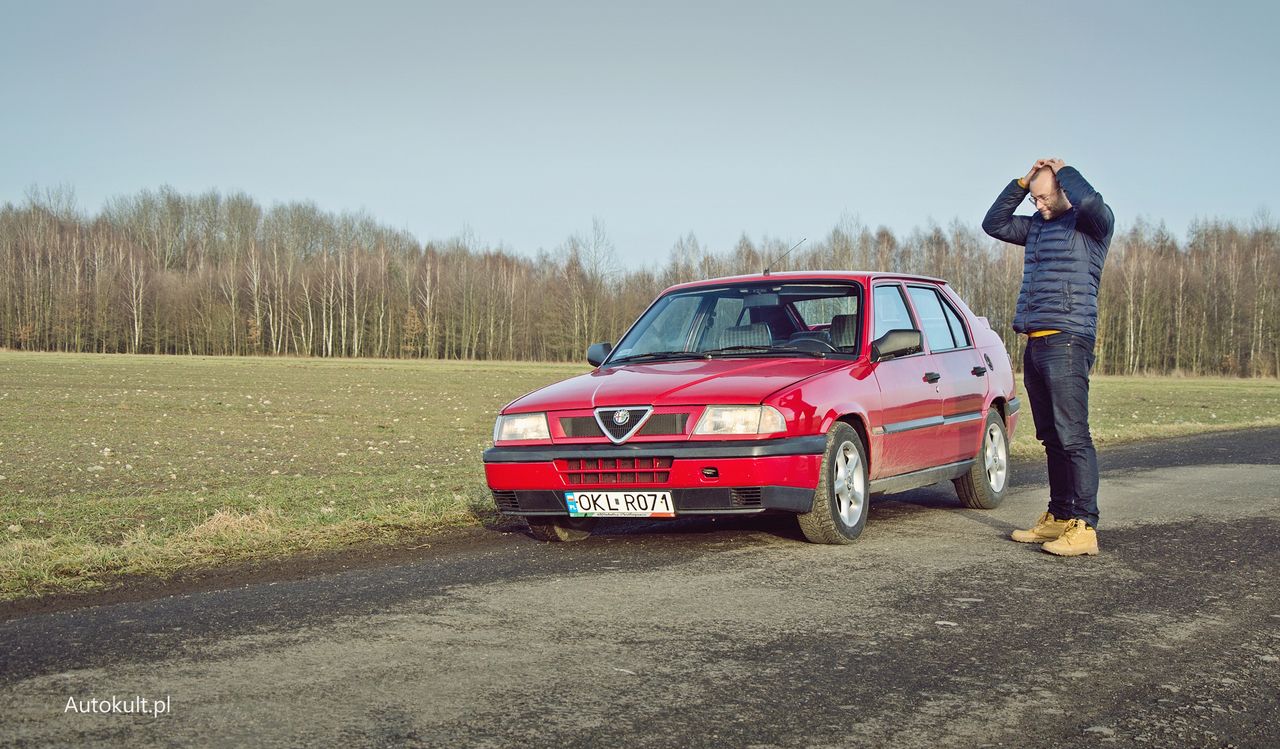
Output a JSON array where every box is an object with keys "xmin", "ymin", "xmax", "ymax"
[{"xmin": 982, "ymin": 167, "xmax": 1115, "ymax": 340}]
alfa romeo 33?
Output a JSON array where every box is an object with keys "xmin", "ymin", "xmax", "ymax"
[{"xmin": 484, "ymin": 271, "xmax": 1019, "ymax": 544}]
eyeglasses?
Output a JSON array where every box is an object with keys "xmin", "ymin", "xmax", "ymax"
[{"xmin": 1026, "ymin": 192, "xmax": 1061, "ymax": 208}]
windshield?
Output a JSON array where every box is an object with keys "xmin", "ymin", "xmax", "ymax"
[{"xmin": 607, "ymin": 281, "xmax": 863, "ymax": 364}]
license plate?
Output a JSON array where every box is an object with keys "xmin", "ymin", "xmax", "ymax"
[{"xmin": 566, "ymin": 491, "xmax": 675, "ymax": 518}]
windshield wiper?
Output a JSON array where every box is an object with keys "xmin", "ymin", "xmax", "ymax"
[
  {"xmin": 701, "ymin": 345, "xmax": 827, "ymax": 359},
  {"xmin": 610, "ymin": 350, "xmax": 705, "ymax": 364}
]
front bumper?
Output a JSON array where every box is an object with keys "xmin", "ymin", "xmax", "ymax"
[{"xmin": 483, "ymin": 435, "xmax": 826, "ymax": 516}]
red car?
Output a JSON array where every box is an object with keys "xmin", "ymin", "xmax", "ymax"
[{"xmin": 484, "ymin": 271, "xmax": 1019, "ymax": 544}]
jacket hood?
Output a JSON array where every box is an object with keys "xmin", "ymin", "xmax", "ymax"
[{"xmin": 504, "ymin": 358, "xmax": 848, "ymax": 412}]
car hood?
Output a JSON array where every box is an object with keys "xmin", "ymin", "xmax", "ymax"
[{"xmin": 504, "ymin": 358, "xmax": 848, "ymax": 412}]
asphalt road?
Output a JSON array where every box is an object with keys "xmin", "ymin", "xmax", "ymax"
[{"xmin": 3, "ymin": 428, "xmax": 1279, "ymax": 748}]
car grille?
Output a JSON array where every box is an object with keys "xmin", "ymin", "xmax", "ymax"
[
  {"xmin": 559, "ymin": 413, "xmax": 688, "ymax": 439},
  {"xmin": 730, "ymin": 488, "xmax": 763, "ymax": 507},
  {"xmin": 555, "ymin": 456, "xmax": 674, "ymax": 485},
  {"xmin": 491, "ymin": 490, "xmax": 520, "ymax": 512},
  {"xmin": 599, "ymin": 408, "xmax": 650, "ymax": 441}
]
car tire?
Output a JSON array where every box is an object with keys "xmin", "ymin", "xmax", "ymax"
[
  {"xmin": 797, "ymin": 422, "xmax": 869, "ymax": 545},
  {"xmin": 525, "ymin": 515, "xmax": 596, "ymax": 542},
  {"xmin": 953, "ymin": 410, "xmax": 1009, "ymax": 510}
]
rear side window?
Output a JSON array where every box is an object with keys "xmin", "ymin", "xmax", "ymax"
[
  {"xmin": 792, "ymin": 295, "xmax": 859, "ymax": 327},
  {"xmin": 872, "ymin": 285, "xmax": 914, "ymax": 340},
  {"xmin": 907, "ymin": 286, "xmax": 969, "ymax": 352},
  {"xmin": 941, "ymin": 295, "xmax": 970, "ymax": 348}
]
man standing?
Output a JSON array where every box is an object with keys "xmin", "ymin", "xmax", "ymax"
[{"xmin": 982, "ymin": 159, "xmax": 1114, "ymax": 556}]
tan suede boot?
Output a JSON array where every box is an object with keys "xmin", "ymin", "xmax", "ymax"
[
  {"xmin": 1042, "ymin": 519, "xmax": 1099, "ymax": 556},
  {"xmin": 1010, "ymin": 511, "xmax": 1069, "ymax": 543}
]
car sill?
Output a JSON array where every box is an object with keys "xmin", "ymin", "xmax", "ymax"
[{"xmin": 868, "ymin": 459, "xmax": 974, "ymax": 495}]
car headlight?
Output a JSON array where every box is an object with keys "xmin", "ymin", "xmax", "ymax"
[
  {"xmin": 693, "ymin": 405, "xmax": 786, "ymax": 435},
  {"xmin": 494, "ymin": 412, "xmax": 551, "ymax": 441}
]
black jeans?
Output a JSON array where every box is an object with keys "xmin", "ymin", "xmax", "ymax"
[{"xmin": 1022, "ymin": 333, "xmax": 1100, "ymax": 528}]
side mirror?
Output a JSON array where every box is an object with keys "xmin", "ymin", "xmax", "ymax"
[
  {"xmin": 587, "ymin": 342, "xmax": 613, "ymax": 367},
  {"xmin": 870, "ymin": 329, "xmax": 923, "ymax": 362}
]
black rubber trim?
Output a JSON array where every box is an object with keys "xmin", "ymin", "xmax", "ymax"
[
  {"xmin": 881, "ymin": 415, "xmax": 943, "ymax": 434},
  {"xmin": 868, "ymin": 459, "xmax": 973, "ymax": 495},
  {"xmin": 758, "ymin": 486, "xmax": 814, "ymax": 512},
  {"xmin": 882, "ymin": 410, "xmax": 982, "ymax": 434},
  {"xmin": 1007, "ymin": 397, "xmax": 1021, "ymax": 415},
  {"xmin": 483, "ymin": 435, "xmax": 828, "ymax": 463}
]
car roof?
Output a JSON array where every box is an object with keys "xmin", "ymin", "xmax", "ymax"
[{"xmin": 660, "ymin": 270, "xmax": 947, "ymax": 295}]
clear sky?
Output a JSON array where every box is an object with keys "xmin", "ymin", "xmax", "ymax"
[{"xmin": 2, "ymin": 0, "xmax": 1277, "ymax": 267}]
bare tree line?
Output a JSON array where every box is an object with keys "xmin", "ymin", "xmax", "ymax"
[{"xmin": 1, "ymin": 186, "xmax": 1276, "ymax": 376}]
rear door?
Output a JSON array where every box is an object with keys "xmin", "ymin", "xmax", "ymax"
[
  {"xmin": 869, "ymin": 283, "xmax": 944, "ymax": 477},
  {"xmin": 905, "ymin": 284, "xmax": 988, "ymax": 464}
]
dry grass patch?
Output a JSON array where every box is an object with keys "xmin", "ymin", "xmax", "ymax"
[{"xmin": 1, "ymin": 352, "xmax": 1276, "ymax": 601}]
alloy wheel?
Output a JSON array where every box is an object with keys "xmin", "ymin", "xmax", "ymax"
[
  {"xmin": 984, "ymin": 423, "xmax": 1008, "ymax": 493},
  {"xmin": 833, "ymin": 440, "xmax": 866, "ymax": 527}
]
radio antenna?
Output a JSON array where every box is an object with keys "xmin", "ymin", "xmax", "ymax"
[{"xmin": 763, "ymin": 238, "xmax": 806, "ymax": 276}]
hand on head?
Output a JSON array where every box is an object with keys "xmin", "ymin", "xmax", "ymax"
[
  {"xmin": 1023, "ymin": 158, "xmax": 1066, "ymax": 185},
  {"xmin": 1024, "ymin": 158, "xmax": 1072, "ymax": 217}
]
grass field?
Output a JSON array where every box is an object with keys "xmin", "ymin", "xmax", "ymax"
[{"xmin": 2, "ymin": 351, "xmax": 1278, "ymax": 601}]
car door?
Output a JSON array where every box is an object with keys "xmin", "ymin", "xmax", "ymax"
[
  {"xmin": 868, "ymin": 283, "xmax": 945, "ymax": 478},
  {"xmin": 905, "ymin": 284, "xmax": 988, "ymax": 465}
]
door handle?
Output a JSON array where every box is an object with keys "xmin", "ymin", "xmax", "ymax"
[
  {"xmin": 971, "ymin": 366, "xmax": 987, "ymax": 377},
  {"xmin": 923, "ymin": 372, "xmax": 941, "ymax": 383}
]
